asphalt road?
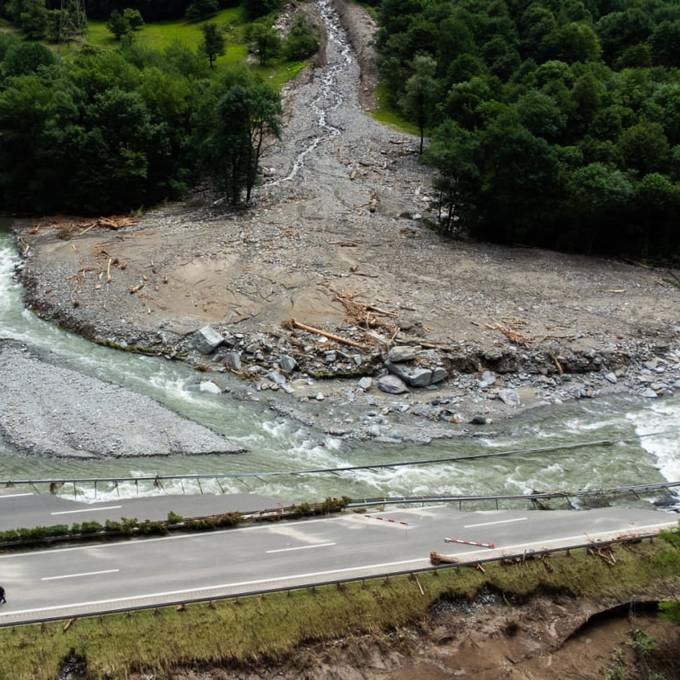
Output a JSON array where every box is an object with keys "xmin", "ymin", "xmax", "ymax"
[
  {"xmin": 0, "ymin": 489, "xmax": 285, "ymax": 531},
  {"xmin": 0, "ymin": 505, "xmax": 675, "ymax": 625}
]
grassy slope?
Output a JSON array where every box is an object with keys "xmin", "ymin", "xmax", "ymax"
[
  {"xmin": 56, "ymin": 7, "xmax": 305, "ymax": 89},
  {"xmin": 370, "ymin": 83, "xmax": 419, "ymax": 135},
  {"xmin": 2, "ymin": 537, "xmax": 679, "ymax": 680}
]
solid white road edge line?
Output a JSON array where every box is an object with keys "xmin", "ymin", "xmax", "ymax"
[
  {"xmin": 0, "ymin": 493, "xmax": 34, "ymax": 499},
  {"xmin": 41, "ymin": 569, "xmax": 120, "ymax": 582},
  {"xmin": 463, "ymin": 517, "xmax": 528, "ymax": 529},
  {"xmin": 266, "ymin": 542, "xmax": 336, "ymax": 554},
  {"xmin": 0, "ymin": 558, "xmax": 429, "ymax": 616},
  {"xmin": 50, "ymin": 505, "xmax": 123, "ymax": 516}
]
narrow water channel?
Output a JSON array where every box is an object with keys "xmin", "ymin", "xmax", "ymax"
[{"xmin": 1, "ymin": 224, "xmax": 679, "ymax": 505}]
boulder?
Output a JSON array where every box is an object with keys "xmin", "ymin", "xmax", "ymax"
[
  {"xmin": 266, "ymin": 370, "xmax": 287, "ymax": 387},
  {"xmin": 478, "ymin": 370, "xmax": 496, "ymax": 388},
  {"xmin": 387, "ymin": 346, "xmax": 419, "ymax": 363},
  {"xmin": 358, "ymin": 377, "xmax": 372, "ymax": 391},
  {"xmin": 498, "ymin": 388, "xmax": 521, "ymax": 407},
  {"xmin": 199, "ymin": 380, "xmax": 222, "ymax": 394},
  {"xmin": 377, "ymin": 374, "xmax": 409, "ymax": 394},
  {"xmin": 279, "ymin": 355, "xmax": 297, "ymax": 373},
  {"xmin": 387, "ymin": 362, "xmax": 432, "ymax": 387},
  {"xmin": 603, "ymin": 372, "xmax": 617, "ymax": 384},
  {"xmin": 469, "ymin": 415, "xmax": 489, "ymax": 425},
  {"xmin": 192, "ymin": 326, "xmax": 223, "ymax": 355},
  {"xmin": 224, "ymin": 351, "xmax": 242, "ymax": 371},
  {"xmin": 642, "ymin": 388, "xmax": 658, "ymax": 398},
  {"xmin": 431, "ymin": 367, "xmax": 448, "ymax": 384}
]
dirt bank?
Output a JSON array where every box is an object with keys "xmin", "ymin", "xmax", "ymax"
[
  {"xmin": 139, "ymin": 593, "xmax": 680, "ymax": 679},
  {"xmin": 15, "ymin": 0, "xmax": 680, "ymax": 439}
]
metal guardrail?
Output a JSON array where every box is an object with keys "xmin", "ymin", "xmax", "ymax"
[{"xmin": 347, "ymin": 480, "xmax": 680, "ymax": 509}]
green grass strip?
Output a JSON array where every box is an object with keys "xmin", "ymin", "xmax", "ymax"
[
  {"xmin": 1, "ymin": 535, "xmax": 679, "ymax": 679},
  {"xmin": 370, "ymin": 83, "xmax": 420, "ymax": 136}
]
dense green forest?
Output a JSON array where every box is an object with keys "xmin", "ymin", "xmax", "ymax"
[
  {"xmin": 0, "ymin": 34, "xmax": 284, "ymax": 212},
  {"xmin": 377, "ymin": 0, "xmax": 680, "ymax": 256},
  {"xmin": 0, "ymin": 0, "xmax": 322, "ymax": 213},
  {"xmin": 0, "ymin": 0, "xmax": 276, "ymax": 24}
]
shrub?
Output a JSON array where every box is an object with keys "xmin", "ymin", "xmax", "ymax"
[{"xmin": 283, "ymin": 16, "xmax": 319, "ymax": 61}]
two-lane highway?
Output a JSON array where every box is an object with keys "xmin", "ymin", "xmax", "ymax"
[{"xmin": 0, "ymin": 506, "xmax": 675, "ymax": 625}]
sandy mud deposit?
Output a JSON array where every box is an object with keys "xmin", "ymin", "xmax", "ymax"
[
  {"xmin": 0, "ymin": 340, "xmax": 244, "ymax": 458},
  {"xmin": 15, "ymin": 0, "xmax": 680, "ymax": 434}
]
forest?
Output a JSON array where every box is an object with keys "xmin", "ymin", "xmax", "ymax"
[
  {"xmin": 0, "ymin": 35, "xmax": 286, "ymax": 212},
  {"xmin": 0, "ymin": 0, "xmax": 321, "ymax": 213},
  {"xmin": 378, "ymin": 0, "xmax": 680, "ymax": 256}
]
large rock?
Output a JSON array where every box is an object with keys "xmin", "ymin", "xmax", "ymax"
[
  {"xmin": 224, "ymin": 351, "xmax": 242, "ymax": 371},
  {"xmin": 387, "ymin": 346, "xmax": 419, "ymax": 363},
  {"xmin": 377, "ymin": 374, "xmax": 409, "ymax": 394},
  {"xmin": 199, "ymin": 380, "xmax": 222, "ymax": 394},
  {"xmin": 431, "ymin": 367, "xmax": 448, "ymax": 384},
  {"xmin": 266, "ymin": 370, "xmax": 288, "ymax": 387},
  {"xmin": 498, "ymin": 388, "xmax": 521, "ymax": 407},
  {"xmin": 192, "ymin": 326, "xmax": 224, "ymax": 355},
  {"xmin": 358, "ymin": 377, "xmax": 373, "ymax": 391},
  {"xmin": 479, "ymin": 370, "xmax": 496, "ymax": 388},
  {"xmin": 387, "ymin": 362, "xmax": 432, "ymax": 387},
  {"xmin": 279, "ymin": 355, "xmax": 297, "ymax": 373}
]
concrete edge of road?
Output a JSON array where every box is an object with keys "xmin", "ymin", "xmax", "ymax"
[{"xmin": 0, "ymin": 522, "xmax": 676, "ymax": 628}]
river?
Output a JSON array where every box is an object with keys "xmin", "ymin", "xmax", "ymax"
[{"xmin": 1, "ymin": 226, "xmax": 679, "ymax": 505}]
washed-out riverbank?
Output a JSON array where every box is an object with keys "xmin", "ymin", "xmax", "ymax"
[{"xmin": 3, "ymin": 221, "xmax": 680, "ymax": 507}]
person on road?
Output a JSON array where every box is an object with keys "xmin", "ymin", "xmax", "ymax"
[{"xmin": 0, "ymin": 586, "xmax": 6, "ymax": 605}]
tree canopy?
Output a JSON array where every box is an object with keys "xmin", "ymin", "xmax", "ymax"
[
  {"xmin": 0, "ymin": 36, "xmax": 281, "ymax": 213},
  {"xmin": 378, "ymin": 0, "xmax": 680, "ymax": 257}
]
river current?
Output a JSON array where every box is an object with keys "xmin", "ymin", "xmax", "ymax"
[{"xmin": 1, "ymin": 226, "xmax": 679, "ymax": 505}]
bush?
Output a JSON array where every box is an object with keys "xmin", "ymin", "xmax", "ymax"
[
  {"xmin": 123, "ymin": 7, "xmax": 144, "ymax": 30},
  {"xmin": 185, "ymin": 0, "xmax": 218, "ymax": 22},
  {"xmin": 288, "ymin": 497, "xmax": 351, "ymax": 518},
  {"xmin": 283, "ymin": 16, "xmax": 319, "ymax": 61}
]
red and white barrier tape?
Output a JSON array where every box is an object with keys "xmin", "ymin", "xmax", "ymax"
[{"xmin": 445, "ymin": 537, "xmax": 496, "ymax": 549}]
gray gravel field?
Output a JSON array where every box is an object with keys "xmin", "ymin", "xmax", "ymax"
[{"xmin": 0, "ymin": 340, "xmax": 244, "ymax": 458}]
